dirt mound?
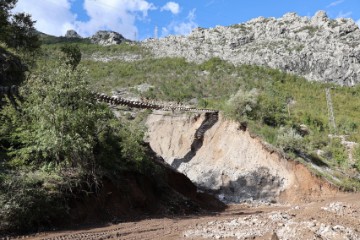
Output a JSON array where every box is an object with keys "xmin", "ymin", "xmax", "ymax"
[
  {"xmin": 146, "ymin": 112, "xmax": 337, "ymax": 203},
  {"xmin": 48, "ymin": 158, "xmax": 224, "ymax": 230}
]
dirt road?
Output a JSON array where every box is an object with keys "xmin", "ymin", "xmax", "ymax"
[{"xmin": 9, "ymin": 192, "xmax": 356, "ymax": 240}]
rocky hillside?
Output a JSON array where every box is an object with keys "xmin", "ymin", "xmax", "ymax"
[{"xmin": 143, "ymin": 11, "xmax": 360, "ymax": 86}]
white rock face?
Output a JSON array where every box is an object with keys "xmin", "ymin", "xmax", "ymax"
[{"xmin": 142, "ymin": 11, "xmax": 360, "ymax": 86}]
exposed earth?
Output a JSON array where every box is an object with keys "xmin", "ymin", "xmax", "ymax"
[
  {"xmin": 9, "ymin": 192, "xmax": 360, "ymax": 240},
  {"xmin": 6, "ymin": 112, "xmax": 360, "ymax": 240}
]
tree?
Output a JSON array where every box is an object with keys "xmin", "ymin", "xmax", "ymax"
[
  {"xmin": 11, "ymin": 61, "xmax": 108, "ymax": 166},
  {"xmin": 7, "ymin": 12, "xmax": 40, "ymax": 53},
  {"xmin": 7, "ymin": 58, "xmax": 146, "ymax": 171},
  {"xmin": 60, "ymin": 45, "xmax": 82, "ymax": 70},
  {"xmin": 0, "ymin": 0, "xmax": 16, "ymax": 34},
  {"xmin": 0, "ymin": 0, "xmax": 40, "ymax": 54}
]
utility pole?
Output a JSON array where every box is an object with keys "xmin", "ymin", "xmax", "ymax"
[{"xmin": 325, "ymin": 87, "xmax": 337, "ymax": 133}]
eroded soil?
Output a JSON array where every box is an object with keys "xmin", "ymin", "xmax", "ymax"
[{"xmin": 8, "ymin": 192, "xmax": 359, "ymax": 240}]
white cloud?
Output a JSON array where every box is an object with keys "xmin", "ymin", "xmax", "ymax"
[
  {"xmin": 336, "ymin": 11, "xmax": 352, "ymax": 18},
  {"xmin": 327, "ymin": 0, "xmax": 345, "ymax": 8},
  {"xmin": 357, "ymin": 19, "xmax": 360, "ymax": 27},
  {"xmin": 75, "ymin": 0, "xmax": 155, "ymax": 39},
  {"xmin": 13, "ymin": 0, "xmax": 76, "ymax": 36},
  {"xmin": 162, "ymin": 9, "xmax": 198, "ymax": 36},
  {"xmin": 161, "ymin": 2, "xmax": 180, "ymax": 15},
  {"xmin": 13, "ymin": 0, "xmax": 156, "ymax": 39}
]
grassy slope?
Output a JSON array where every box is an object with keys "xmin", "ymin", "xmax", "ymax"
[{"xmin": 41, "ymin": 42, "xmax": 360, "ymax": 189}]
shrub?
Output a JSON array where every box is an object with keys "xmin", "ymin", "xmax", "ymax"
[
  {"xmin": 324, "ymin": 138, "xmax": 348, "ymax": 167},
  {"xmin": 0, "ymin": 171, "xmax": 67, "ymax": 232},
  {"xmin": 225, "ymin": 88, "xmax": 259, "ymax": 122},
  {"xmin": 60, "ymin": 45, "xmax": 81, "ymax": 70},
  {"xmin": 276, "ymin": 127, "xmax": 304, "ymax": 152}
]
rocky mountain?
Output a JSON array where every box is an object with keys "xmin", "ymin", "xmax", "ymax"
[
  {"xmin": 143, "ymin": 11, "xmax": 360, "ymax": 86},
  {"xmin": 65, "ymin": 29, "xmax": 82, "ymax": 39},
  {"xmin": 91, "ymin": 30, "xmax": 128, "ymax": 46}
]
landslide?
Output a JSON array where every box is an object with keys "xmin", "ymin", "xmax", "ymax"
[
  {"xmin": 64, "ymin": 157, "xmax": 225, "ymax": 228},
  {"xmin": 146, "ymin": 111, "xmax": 337, "ymax": 203},
  {"xmin": 0, "ymin": 146, "xmax": 224, "ymax": 236}
]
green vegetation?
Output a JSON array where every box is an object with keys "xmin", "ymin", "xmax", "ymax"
[
  {"xmin": 0, "ymin": 0, "xmax": 40, "ymax": 63},
  {"xmin": 0, "ymin": 2, "xmax": 157, "ymax": 233},
  {"xmin": 0, "ymin": 55, "xmax": 155, "ymax": 232},
  {"xmin": 38, "ymin": 32, "xmax": 91, "ymax": 45},
  {"xmin": 69, "ymin": 50, "xmax": 360, "ymax": 189},
  {"xmin": 41, "ymin": 41, "xmax": 149, "ymax": 61},
  {"xmin": 2, "ymin": 0, "xmax": 360, "ymax": 232}
]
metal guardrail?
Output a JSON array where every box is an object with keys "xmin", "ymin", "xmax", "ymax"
[
  {"xmin": 94, "ymin": 93, "xmax": 218, "ymax": 113},
  {"xmin": 0, "ymin": 86, "xmax": 218, "ymax": 113}
]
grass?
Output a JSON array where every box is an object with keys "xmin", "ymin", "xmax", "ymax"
[{"xmin": 36, "ymin": 42, "xmax": 360, "ymax": 188}]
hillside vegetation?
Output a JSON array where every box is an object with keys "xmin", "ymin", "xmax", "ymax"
[
  {"xmin": 1, "ymin": 2, "xmax": 170, "ymax": 233},
  {"xmin": 43, "ymin": 42, "xmax": 360, "ymax": 189},
  {"xmin": 2, "ymin": 2, "xmax": 360, "ymax": 233}
]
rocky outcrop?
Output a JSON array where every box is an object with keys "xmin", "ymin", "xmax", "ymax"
[
  {"xmin": 91, "ymin": 30, "xmax": 127, "ymax": 46},
  {"xmin": 143, "ymin": 11, "xmax": 360, "ymax": 86},
  {"xmin": 65, "ymin": 29, "xmax": 82, "ymax": 38}
]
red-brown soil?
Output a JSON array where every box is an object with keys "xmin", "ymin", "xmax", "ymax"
[{"xmin": 14, "ymin": 192, "xmax": 360, "ymax": 240}]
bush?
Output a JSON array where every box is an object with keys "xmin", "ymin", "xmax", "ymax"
[
  {"xmin": 324, "ymin": 138, "xmax": 348, "ymax": 167},
  {"xmin": 276, "ymin": 127, "xmax": 304, "ymax": 152},
  {"xmin": 0, "ymin": 171, "xmax": 67, "ymax": 232},
  {"xmin": 225, "ymin": 88, "xmax": 259, "ymax": 122},
  {"xmin": 60, "ymin": 45, "xmax": 81, "ymax": 70}
]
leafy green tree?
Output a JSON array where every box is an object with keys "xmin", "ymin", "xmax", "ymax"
[
  {"xmin": 0, "ymin": 0, "xmax": 40, "ymax": 54},
  {"xmin": 7, "ymin": 12, "xmax": 40, "ymax": 53},
  {"xmin": 0, "ymin": 0, "xmax": 16, "ymax": 35},
  {"xmin": 0, "ymin": 55, "xmax": 149, "ymax": 232},
  {"xmin": 9, "ymin": 61, "xmax": 115, "ymax": 168},
  {"xmin": 60, "ymin": 45, "xmax": 82, "ymax": 70}
]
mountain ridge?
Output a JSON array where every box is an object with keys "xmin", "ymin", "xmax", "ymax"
[{"xmin": 142, "ymin": 11, "xmax": 360, "ymax": 86}]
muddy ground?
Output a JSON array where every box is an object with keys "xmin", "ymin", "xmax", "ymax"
[{"xmin": 7, "ymin": 192, "xmax": 358, "ymax": 240}]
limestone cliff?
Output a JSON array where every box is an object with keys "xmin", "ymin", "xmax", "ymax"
[{"xmin": 143, "ymin": 11, "xmax": 360, "ymax": 86}]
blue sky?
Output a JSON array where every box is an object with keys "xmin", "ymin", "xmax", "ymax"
[{"xmin": 13, "ymin": 0, "xmax": 360, "ymax": 40}]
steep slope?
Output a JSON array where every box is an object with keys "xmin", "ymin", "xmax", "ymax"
[
  {"xmin": 146, "ymin": 112, "xmax": 336, "ymax": 203},
  {"xmin": 143, "ymin": 11, "xmax": 360, "ymax": 86}
]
